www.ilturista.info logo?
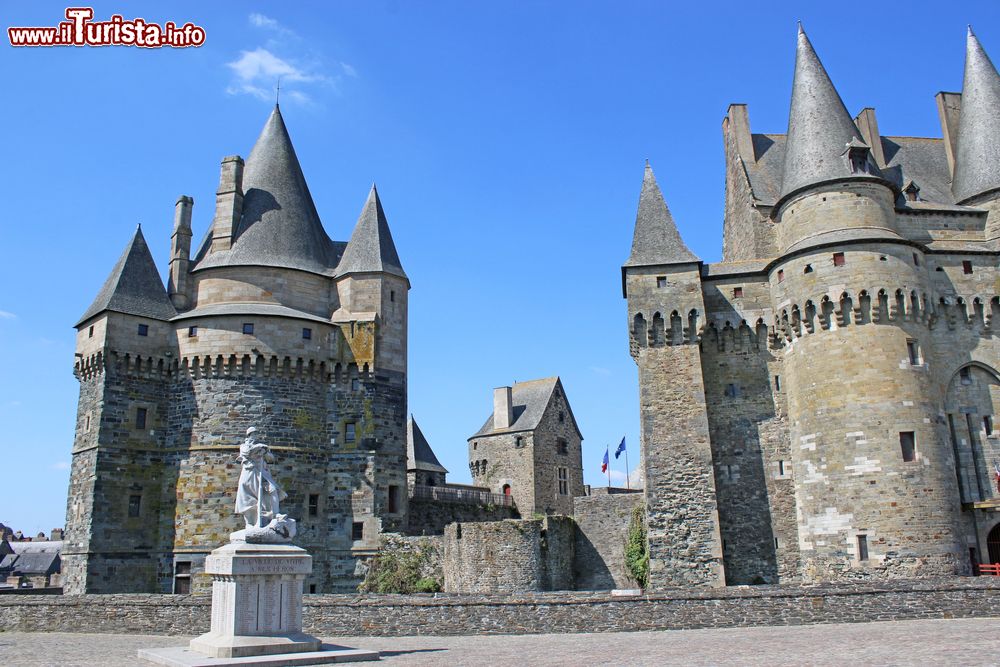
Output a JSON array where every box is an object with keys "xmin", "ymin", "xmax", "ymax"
[{"xmin": 8, "ymin": 7, "xmax": 205, "ymax": 48}]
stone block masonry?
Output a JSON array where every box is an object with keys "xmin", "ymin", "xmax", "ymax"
[{"xmin": 2, "ymin": 579, "xmax": 998, "ymax": 637}]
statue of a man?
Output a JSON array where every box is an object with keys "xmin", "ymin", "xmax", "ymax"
[{"xmin": 235, "ymin": 427, "xmax": 287, "ymax": 529}]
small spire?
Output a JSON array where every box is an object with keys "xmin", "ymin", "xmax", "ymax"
[
  {"xmin": 335, "ymin": 184, "xmax": 407, "ymax": 281},
  {"xmin": 623, "ymin": 162, "xmax": 698, "ymax": 269},
  {"xmin": 953, "ymin": 27, "xmax": 1000, "ymax": 202}
]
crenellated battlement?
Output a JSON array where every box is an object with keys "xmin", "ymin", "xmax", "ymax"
[
  {"xmin": 73, "ymin": 349, "xmax": 376, "ymax": 385},
  {"xmin": 770, "ymin": 287, "xmax": 1000, "ymax": 346}
]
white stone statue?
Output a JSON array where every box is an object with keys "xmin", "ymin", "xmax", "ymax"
[{"xmin": 233, "ymin": 427, "xmax": 296, "ymax": 542}]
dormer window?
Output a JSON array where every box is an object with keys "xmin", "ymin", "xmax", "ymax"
[
  {"xmin": 845, "ymin": 139, "xmax": 872, "ymax": 175},
  {"xmin": 903, "ymin": 180, "xmax": 921, "ymax": 202}
]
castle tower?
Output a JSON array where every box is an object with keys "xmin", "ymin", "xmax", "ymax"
[
  {"xmin": 66, "ymin": 106, "xmax": 410, "ymax": 593},
  {"xmin": 623, "ymin": 163, "xmax": 725, "ymax": 589},
  {"xmin": 770, "ymin": 27, "xmax": 965, "ymax": 580},
  {"xmin": 64, "ymin": 226, "xmax": 179, "ymax": 593}
]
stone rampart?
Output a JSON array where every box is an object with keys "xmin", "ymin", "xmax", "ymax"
[{"xmin": 2, "ymin": 579, "xmax": 998, "ymax": 636}]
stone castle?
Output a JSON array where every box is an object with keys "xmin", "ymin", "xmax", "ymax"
[
  {"xmin": 65, "ymin": 25, "xmax": 1000, "ymax": 596},
  {"xmin": 625, "ymin": 26, "xmax": 1000, "ymax": 589}
]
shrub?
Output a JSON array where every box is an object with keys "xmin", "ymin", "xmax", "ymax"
[{"xmin": 624, "ymin": 505, "xmax": 649, "ymax": 589}]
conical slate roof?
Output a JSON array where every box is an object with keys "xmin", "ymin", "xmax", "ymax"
[
  {"xmin": 779, "ymin": 26, "xmax": 877, "ymax": 201},
  {"xmin": 623, "ymin": 162, "xmax": 698, "ymax": 268},
  {"xmin": 335, "ymin": 184, "xmax": 407, "ymax": 280},
  {"xmin": 76, "ymin": 226, "xmax": 177, "ymax": 327},
  {"xmin": 194, "ymin": 106, "xmax": 340, "ymax": 274},
  {"xmin": 953, "ymin": 27, "xmax": 1000, "ymax": 203},
  {"xmin": 407, "ymin": 416, "xmax": 448, "ymax": 474}
]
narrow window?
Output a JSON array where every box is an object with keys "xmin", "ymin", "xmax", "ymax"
[
  {"xmin": 137, "ymin": 323, "xmax": 149, "ymax": 336},
  {"xmin": 558, "ymin": 467, "xmax": 568, "ymax": 495},
  {"xmin": 725, "ymin": 383, "xmax": 739, "ymax": 398},
  {"xmin": 302, "ymin": 327, "xmax": 312, "ymax": 340},
  {"xmin": 515, "ymin": 436, "xmax": 525, "ymax": 449},
  {"xmin": 242, "ymin": 323, "xmax": 254, "ymax": 335},
  {"xmin": 984, "ymin": 416, "xmax": 994, "ymax": 436},
  {"xmin": 656, "ymin": 276, "xmax": 667, "ymax": 288},
  {"xmin": 135, "ymin": 407, "xmax": 147, "ymax": 430},
  {"xmin": 309, "ymin": 584, "xmax": 317, "ymax": 594},
  {"xmin": 960, "ymin": 367, "xmax": 972, "ymax": 385},
  {"xmin": 557, "ymin": 438, "xmax": 568, "ymax": 455},
  {"xmin": 733, "ymin": 287, "xmax": 744, "ymax": 298},
  {"xmin": 833, "ymin": 252, "xmax": 846, "ymax": 267},
  {"xmin": 774, "ymin": 375, "xmax": 781, "ymax": 391},
  {"xmin": 559, "ymin": 411, "xmax": 565, "ymax": 423},
  {"xmin": 84, "ymin": 414, "xmax": 91, "ymax": 431},
  {"xmin": 128, "ymin": 494, "xmax": 141, "ymax": 518},
  {"xmin": 774, "ymin": 537, "xmax": 780, "ymax": 549},
  {"xmin": 351, "ymin": 378, "xmax": 360, "ymax": 391},
  {"xmin": 899, "ymin": 431, "xmax": 916, "ymax": 462},
  {"xmin": 388, "ymin": 485, "xmax": 400, "ymax": 513},
  {"xmin": 88, "ymin": 325, "xmax": 94, "ymax": 338},
  {"xmin": 352, "ymin": 522, "xmax": 364, "ymax": 541},
  {"xmin": 188, "ymin": 326, "xmax": 198, "ymax": 337},
  {"xmin": 906, "ymin": 340, "xmax": 919, "ymax": 365},
  {"xmin": 857, "ymin": 535, "xmax": 869, "ymax": 561},
  {"xmin": 963, "ymin": 260, "xmax": 973, "ymax": 275},
  {"xmin": 308, "ymin": 494, "xmax": 319, "ymax": 517},
  {"xmin": 912, "ymin": 253, "xmax": 920, "ymax": 266},
  {"xmin": 390, "ymin": 290, "xmax": 395, "ymax": 302},
  {"xmin": 173, "ymin": 562, "xmax": 191, "ymax": 594},
  {"xmin": 345, "ymin": 422, "xmax": 356, "ymax": 443},
  {"xmin": 778, "ymin": 460, "xmax": 786, "ymax": 476},
  {"xmin": 777, "ymin": 269, "xmax": 784, "ymax": 283}
]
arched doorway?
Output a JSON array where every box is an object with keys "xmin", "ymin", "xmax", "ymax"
[{"xmin": 988, "ymin": 523, "xmax": 1000, "ymax": 564}]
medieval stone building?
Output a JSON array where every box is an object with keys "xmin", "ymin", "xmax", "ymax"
[
  {"xmin": 468, "ymin": 378, "xmax": 585, "ymax": 516},
  {"xmin": 625, "ymin": 27, "xmax": 1000, "ymax": 590},
  {"xmin": 65, "ymin": 105, "xmax": 410, "ymax": 594}
]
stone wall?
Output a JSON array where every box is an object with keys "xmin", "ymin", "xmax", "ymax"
[
  {"xmin": 405, "ymin": 498, "xmax": 517, "ymax": 536},
  {"xmin": 442, "ymin": 517, "xmax": 573, "ymax": 593},
  {"xmin": 3, "ymin": 579, "xmax": 998, "ymax": 636},
  {"xmin": 573, "ymin": 493, "xmax": 643, "ymax": 590}
]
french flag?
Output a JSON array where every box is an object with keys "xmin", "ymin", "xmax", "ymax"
[{"xmin": 601, "ymin": 447, "xmax": 609, "ymax": 473}]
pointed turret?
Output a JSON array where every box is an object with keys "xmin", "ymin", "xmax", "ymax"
[
  {"xmin": 952, "ymin": 27, "xmax": 1000, "ymax": 203},
  {"xmin": 779, "ymin": 26, "xmax": 879, "ymax": 202},
  {"xmin": 194, "ymin": 106, "xmax": 338, "ymax": 274},
  {"xmin": 76, "ymin": 226, "xmax": 176, "ymax": 327},
  {"xmin": 336, "ymin": 184, "xmax": 407, "ymax": 281},
  {"xmin": 623, "ymin": 162, "xmax": 698, "ymax": 269},
  {"xmin": 406, "ymin": 416, "xmax": 448, "ymax": 475}
]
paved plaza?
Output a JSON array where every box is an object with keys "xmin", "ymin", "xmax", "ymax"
[{"xmin": 2, "ymin": 618, "xmax": 1000, "ymax": 666}]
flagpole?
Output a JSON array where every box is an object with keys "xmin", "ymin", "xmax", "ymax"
[
  {"xmin": 606, "ymin": 446, "xmax": 611, "ymax": 489},
  {"xmin": 624, "ymin": 442, "xmax": 631, "ymax": 491}
]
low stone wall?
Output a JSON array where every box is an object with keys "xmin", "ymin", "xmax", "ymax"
[
  {"xmin": 574, "ymin": 493, "xmax": 644, "ymax": 590},
  {"xmin": 405, "ymin": 498, "xmax": 517, "ymax": 536},
  {"xmin": 2, "ymin": 578, "xmax": 998, "ymax": 636}
]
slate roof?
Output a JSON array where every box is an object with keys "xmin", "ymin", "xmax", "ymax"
[
  {"xmin": 335, "ymin": 185, "xmax": 407, "ymax": 281},
  {"xmin": 193, "ymin": 106, "xmax": 342, "ymax": 275},
  {"xmin": 623, "ymin": 162, "xmax": 699, "ymax": 268},
  {"xmin": 779, "ymin": 26, "xmax": 882, "ymax": 203},
  {"xmin": 953, "ymin": 27, "xmax": 1000, "ymax": 203},
  {"xmin": 406, "ymin": 416, "xmax": 448, "ymax": 474},
  {"xmin": 469, "ymin": 377, "xmax": 582, "ymax": 439},
  {"xmin": 0, "ymin": 552, "xmax": 59, "ymax": 576},
  {"xmin": 170, "ymin": 302, "xmax": 333, "ymax": 324},
  {"xmin": 76, "ymin": 226, "xmax": 177, "ymax": 327},
  {"xmin": 745, "ymin": 134, "xmax": 959, "ymax": 210}
]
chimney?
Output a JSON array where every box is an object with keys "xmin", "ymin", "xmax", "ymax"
[
  {"xmin": 935, "ymin": 92, "xmax": 962, "ymax": 178},
  {"xmin": 725, "ymin": 104, "xmax": 756, "ymax": 165},
  {"xmin": 853, "ymin": 108, "xmax": 886, "ymax": 168},
  {"xmin": 493, "ymin": 386, "xmax": 513, "ymax": 429},
  {"xmin": 168, "ymin": 195, "xmax": 193, "ymax": 309},
  {"xmin": 210, "ymin": 155, "xmax": 244, "ymax": 253}
]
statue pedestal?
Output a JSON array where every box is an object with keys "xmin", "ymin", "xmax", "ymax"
[
  {"xmin": 189, "ymin": 542, "xmax": 319, "ymax": 658},
  {"xmin": 139, "ymin": 542, "xmax": 379, "ymax": 666}
]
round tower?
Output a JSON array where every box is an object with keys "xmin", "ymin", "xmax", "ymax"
[{"xmin": 769, "ymin": 28, "xmax": 965, "ymax": 581}]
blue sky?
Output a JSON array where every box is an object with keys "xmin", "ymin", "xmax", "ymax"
[{"xmin": 1, "ymin": 1, "xmax": 998, "ymax": 535}]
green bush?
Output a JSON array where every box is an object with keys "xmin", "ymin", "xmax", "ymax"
[
  {"xmin": 358, "ymin": 542, "xmax": 441, "ymax": 594},
  {"xmin": 624, "ymin": 505, "xmax": 649, "ymax": 589}
]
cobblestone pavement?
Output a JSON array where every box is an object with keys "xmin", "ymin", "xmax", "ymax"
[{"xmin": 2, "ymin": 618, "xmax": 1000, "ymax": 666}]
